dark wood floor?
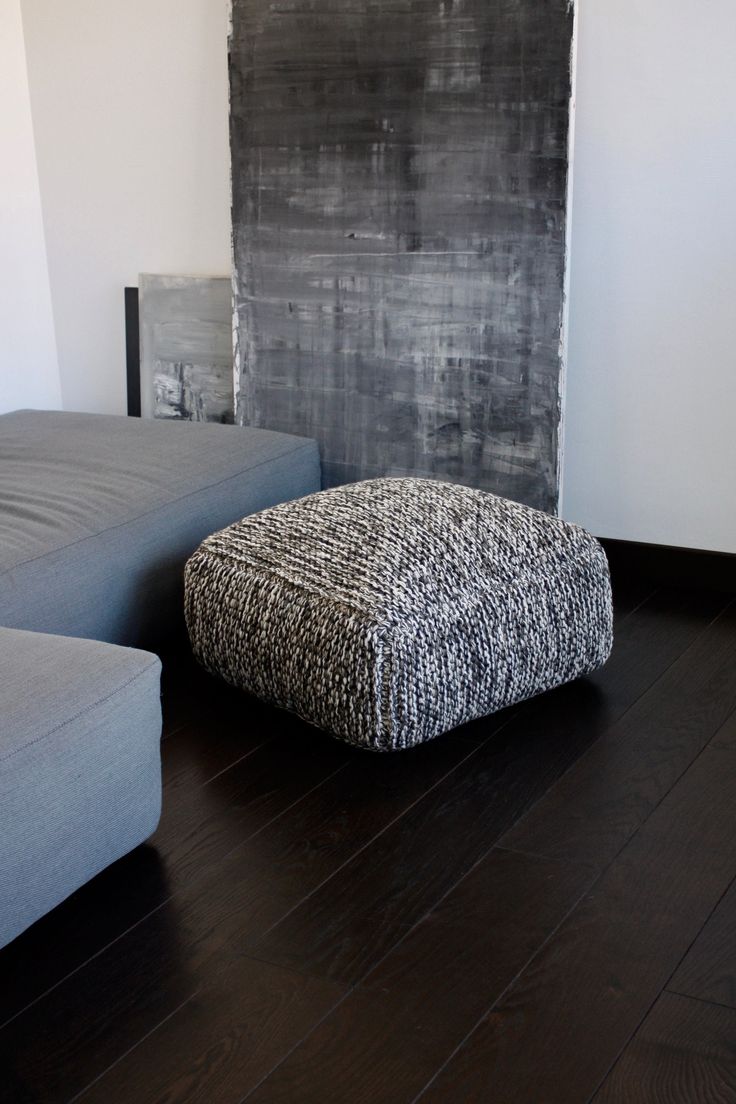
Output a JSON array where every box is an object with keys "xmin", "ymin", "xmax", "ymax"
[{"xmin": 2, "ymin": 576, "xmax": 736, "ymax": 1103}]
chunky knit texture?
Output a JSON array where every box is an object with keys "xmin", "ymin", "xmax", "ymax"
[{"xmin": 185, "ymin": 478, "xmax": 613, "ymax": 751}]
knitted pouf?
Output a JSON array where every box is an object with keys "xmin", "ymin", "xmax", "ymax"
[{"xmin": 184, "ymin": 478, "xmax": 613, "ymax": 752}]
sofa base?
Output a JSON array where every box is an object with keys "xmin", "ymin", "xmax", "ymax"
[{"xmin": 0, "ymin": 628, "xmax": 162, "ymax": 949}]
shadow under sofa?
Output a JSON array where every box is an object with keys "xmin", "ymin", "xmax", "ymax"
[{"xmin": 0, "ymin": 409, "xmax": 321, "ymax": 948}]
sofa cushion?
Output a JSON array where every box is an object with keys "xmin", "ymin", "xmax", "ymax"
[
  {"xmin": 0, "ymin": 410, "xmax": 320, "ymax": 645},
  {"xmin": 0, "ymin": 627, "xmax": 162, "ymax": 948}
]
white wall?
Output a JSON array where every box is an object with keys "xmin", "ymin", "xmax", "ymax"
[
  {"xmin": 18, "ymin": 0, "xmax": 736, "ymax": 551},
  {"xmin": 21, "ymin": 0, "xmax": 231, "ymax": 415},
  {"xmin": 561, "ymin": 0, "xmax": 736, "ymax": 553},
  {"xmin": 0, "ymin": 0, "xmax": 60, "ymax": 414}
]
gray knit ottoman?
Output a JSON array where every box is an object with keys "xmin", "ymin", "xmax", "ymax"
[{"xmin": 185, "ymin": 479, "xmax": 613, "ymax": 751}]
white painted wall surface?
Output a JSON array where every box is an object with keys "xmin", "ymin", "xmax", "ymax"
[
  {"xmin": 0, "ymin": 0, "xmax": 60, "ymax": 414},
  {"xmin": 18, "ymin": 0, "xmax": 736, "ymax": 550},
  {"xmin": 561, "ymin": 0, "xmax": 736, "ymax": 553},
  {"xmin": 20, "ymin": 0, "xmax": 231, "ymax": 415}
]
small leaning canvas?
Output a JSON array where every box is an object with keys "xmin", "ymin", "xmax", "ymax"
[{"xmin": 138, "ymin": 274, "xmax": 233, "ymax": 423}]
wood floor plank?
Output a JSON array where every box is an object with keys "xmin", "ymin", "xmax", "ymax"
[
  {"xmin": 0, "ymin": 716, "xmax": 491, "ymax": 1099},
  {"xmin": 242, "ymin": 849, "xmax": 594, "ymax": 1104},
  {"xmin": 243, "ymin": 593, "xmax": 730, "ymax": 988},
  {"xmin": 669, "ymin": 878, "xmax": 736, "ymax": 1010},
  {"xmin": 0, "ymin": 584, "xmax": 729, "ymax": 1103},
  {"xmin": 0, "ymin": 584, "xmax": 708, "ymax": 1029},
  {"xmin": 0, "ymin": 581, "xmax": 684, "ymax": 1030},
  {"xmin": 160, "ymin": 648, "xmax": 246, "ymax": 738},
  {"xmin": 161, "ymin": 717, "xmax": 268, "ymax": 795},
  {"xmin": 592, "ymin": 992, "xmax": 736, "ymax": 1103},
  {"xmin": 609, "ymin": 576, "xmax": 656, "ymax": 622},
  {"xmin": 413, "ymin": 741, "xmax": 736, "ymax": 1104},
  {"xmin": 153, "ymin": 728, "xmax": 348, "ymax": 890},
  {"xmin": 500, "ymin": 598, "xmax": 736, "ymax": 867},
  {"xmin": 0, "ymin": 724, "xmax": 348, "ymax": 1029},
  {"xmin": 568, "ymin": 586, "xmax": 726, "ymax": 729},
  {"xmin": 244, "ymin": 717, "xmax": 584, "ymax": 987},
  {"xmin": 0, "ymin": 648, "xmax": 501, "ymax": 1027},
  {"xmin": 666, "ymin": 711, "xmax": 736, "ymax": 1010},
  {"xmin": 0, "ymin": 662, "xmax": 300, "ymax": 1026},
  {"xmin": 712, "ymin": 708, "xmax": 736, "ymax": 751},
  {"xmin": 73, "ymin": 955, "xmax": 346, "ymax": 1104},
  {"xmin": 0, "ymin": 895, "xmax": 207, "ymax": 1104},
  {"xmin": 1, "ymin": 949, "xmax": 346, "ymax": 1104}
]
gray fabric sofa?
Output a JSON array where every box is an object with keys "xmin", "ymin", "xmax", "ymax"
[
  {"xmin": 0, "ymin": 409, "xmax": 321, "ymax": 948},
  {"xmin": 0, "ymin": 628, "xmax": 162, "ymax": 949},
  {"xmin": 0, "ymin": 409, "xmax": 320, "ymax": 646}
]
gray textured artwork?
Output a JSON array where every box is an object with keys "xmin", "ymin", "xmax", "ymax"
[
  {"xmin": 139, "ymin": 275, "xmax": 233, "ymax": 423},
  {"xmin": 230, "ymin": 0, "xmax": 574, "ymax": 510}
]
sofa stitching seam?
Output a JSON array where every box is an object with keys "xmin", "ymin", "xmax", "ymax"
[
  {"xmin": 0, "ymin": 660, "xmax": 161, "ymax": 765},
  {"xmin": 0, "ymin": 442, "xmax": 317, "ymax": 579}
]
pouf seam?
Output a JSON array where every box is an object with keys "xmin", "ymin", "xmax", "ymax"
[
  {"xmin": 189, "ymin": 540, "xmax": 609, "ymax": 645},
  {"xmin": 186, "ymin": 547, "xmax": 386, "ymax": 627}
]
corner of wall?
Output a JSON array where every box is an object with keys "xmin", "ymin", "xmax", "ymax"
[
  {"xmin": 556, "ymin": 0, "xmax": 579, "ymax": 520},
  {"xmin": 0, "ymin": 0, "xmax": 61, "ymax": 414}
]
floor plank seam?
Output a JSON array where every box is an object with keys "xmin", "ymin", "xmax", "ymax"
[
  {"xmin": 594, "ymin": 719, "xmax": 736, "ymax": 882},
  {"xmin": 495, "ymin": 593, "xmax": 736, "ymax": 856},
  {"xmin": 0, "ymin": 892, "xmax": 170, "ymax": 1033},
  {"xmin": 582, "ymin": 983, "xmax": 667, "ymax": 1104},
  {"xmin": 623, "ymin": 586, "xmax": 658, "ymax": 620},
  {"xmin": 200, "ymin": 740, "xmax": 272, "ymax": 787},
  {"xmin": 492, "ymin": 841, "xmax": 600, "ymax": 871},
  {"xmin": 581, "ymin": 771, "xmax": 736, "ymax": 1101},
  {"xmin": 161, "ymin": 717, "xmax": 192, "ymax": 741},
  {"xmin": 0, "ymin": 762, "xmax": 351, "ymax": 1033},
  {"xmin": 712, "ymin": 700, "xmax": 736, "ymax": 748},
  {"xmin": 65, "ymin": 991, "xmax": 199, "ymax": 1104},
  {"xmin": 405, "ymin": 873, "xmax": 602, "ymax": 1104},
  {"xmin": 505, "ymin": 719, "xmax": 736, "ymax": 881},
  {"xmin": 251, "ymin": 711, "xmax": 521, "ymax": 945},
  {"xmin": 613, "ymin": 585, "xmax": 658, "ymax": 625},
  {"xmin": 656, "ymin": 866, "xmax": 736, "ymax": 1006},
  {"xmin": 8, "ymin": 587, "xmax": 736, "ymax": 1104},
  {"xmin": 408, "ymin": 710, "xmax": 736, "ymax": 1104},
  {"xmin": 578, "ymin": 887, "xmax": 736, "ymax": 1104},
  {"xmin": 238, "ymin": 986, "xmax": 354, "ymax": 1104},
  {"xmin": 238, "ymin": 844, "xmax": 600, "ymax": 1043},
  {"xmin": 226, "ymin": 839, "xmax": 595, "ymax": 1009},
  {"xmin": 663, "ymin": 987, "xmax": 736, "ymax": 1015},
  {"xmin": 162, "ymin": 738, "xmax": 269, "ymax": 792},
  {"xmin": 494, "ymin": 714, "xmax": 736, "ymax": 1049}
]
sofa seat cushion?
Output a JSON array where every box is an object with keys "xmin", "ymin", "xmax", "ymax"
[
  {"xmin": 0, "ymin": 627, "xmax": 162, "ymax": 948},
  {"xmin": 0, "ymin": 410, "xmax": 320, "ymax": 646},
  {"xmin": 184, "ymin": 477, "xmax": 613, "ymax": 751}
]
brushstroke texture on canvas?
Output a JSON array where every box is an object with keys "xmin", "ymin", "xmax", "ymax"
[
  {"xmin": 230, "ymin": 0, "xmax": 573, "ymax": 510},
  {"xmin": 139, "ymin": 275, "xmax": 234, "ymax": 424}
]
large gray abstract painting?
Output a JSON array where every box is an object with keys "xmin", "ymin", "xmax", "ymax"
[
  {"xmin": 230, "ymin": 0, "xmax": 574, "ymax": 510},
  {"xmin": 139, "ymin": 275, "xmax": 233, "ymax": 423}
]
